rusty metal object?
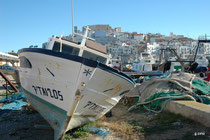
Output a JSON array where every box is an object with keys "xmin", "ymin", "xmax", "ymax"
[
  {"xmin": 0, "ymin": 70, "xmax": 19, "ymax": 95},
  {"xmin": 6, "ymin": 81, "xmax": 8, "ymax": 100}
]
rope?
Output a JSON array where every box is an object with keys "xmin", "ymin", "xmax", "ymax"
[
  {"xmin": 128, "ymin": 94, "xmax": 196, "ymax": 112},
  {"xmin": 142, "ymin": 99, "xmax": 172, "ymax": 113}
]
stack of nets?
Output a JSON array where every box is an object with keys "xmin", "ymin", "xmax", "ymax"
[{"xmin": 129, "ymin": 72, "xmax": 210, "ymax": 112}]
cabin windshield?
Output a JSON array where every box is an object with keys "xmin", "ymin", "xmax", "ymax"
[
  {"xmin": 52, "ymin": 41, "xmax": 80, "ymax": 55},
  {"xmin": 82, "ymin": 50, "xmax": 107, "ymax": 64},
  {"xmin": 142, "ymin": 53, "xmax": 149, "ymax": 58},
  {"xmin": 144, "ymin": 60, "xmax": 151, "ymax": 63}
]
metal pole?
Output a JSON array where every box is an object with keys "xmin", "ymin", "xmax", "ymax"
[
  {"xmin": 6, "ymin": 81, "xmax": 8, "ymax": 100},
  {"xmin": 72, "ymin": 0, "xmax": 74, "ymax": 37}
]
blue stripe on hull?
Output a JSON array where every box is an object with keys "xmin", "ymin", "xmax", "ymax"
[
  {"xmin": 22, "ymin": 87, "xmax": 67, "ymax": 116},
  {"xmin": 22, "ymin": 88, "xmax": 69, "ymax": 140}
]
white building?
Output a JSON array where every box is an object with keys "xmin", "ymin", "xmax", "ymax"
[
  {"xmin": 0, "ymin": 52, "xmax": 19, "ymax": 67},
  {"xmin": 92, "ymin": 30, "xmax": 107, "ymax": 38},
  {"xmin": 133, "ymin": 34, "xmax": 144, "ymax": 42},
  {"xmin": 203, "ymin": 43, "xmax": 210, "ymax": 55}
]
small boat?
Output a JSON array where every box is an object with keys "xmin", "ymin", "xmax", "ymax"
[
  {"xmin": 110, "ymin": 57, "xmax": 121, "ymax": 70},
  {"xmin": 131, "ymin": 52, "xmax": 155, "ymax": 72},
  {"xmin": 18, "ymin": 27, "xmax": 135, "ymax": 139}
]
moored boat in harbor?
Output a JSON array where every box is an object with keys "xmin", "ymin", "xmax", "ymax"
[{"xmin": 131, "ymin": 52, "xmax": 155, "ymax": 72}]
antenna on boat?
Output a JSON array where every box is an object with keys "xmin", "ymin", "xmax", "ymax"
[
  {"xmin": 74, "ymin": 26, "xmax": 95, "ymax": 47},
  {"xmin": 59, "ymin": 35, "xmax": 63, "ymax": 52},
  {"xmin": 80, "ymin": 26, "xmax": 90, "ymax": 46},
  {"xmin": 71, "ymin": 0, "xmax": 74, "ymax": 39}
]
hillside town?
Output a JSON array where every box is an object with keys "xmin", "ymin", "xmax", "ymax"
[
  {"xmin": 2, "ymin": 24, "xmax": 209, "ymax": 70},
  {"xmin": 56, "ymin": 24, "xmax": 210, "ymax": 70}
]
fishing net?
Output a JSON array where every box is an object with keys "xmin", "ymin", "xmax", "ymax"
[
  {"xmin": 192, "ymin": 79, "xmax": 210, "ymax": 95},
  {"xmin": 128, "ymin": 72, "xmax": 210, "ymax": 112},
  {"xmin": 143, "ymin": 91, "xmax": 194, "ymax": 112},
  {"xmin": 198, "ymin": 95, "xmax": 210, "ymax": 105}
]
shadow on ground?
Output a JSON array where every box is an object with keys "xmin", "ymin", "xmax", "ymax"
[{"xmin": 0, "ymin": 109, "xmax": 54, "ymax": 140}]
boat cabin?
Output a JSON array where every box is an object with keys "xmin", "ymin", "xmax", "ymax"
[
  {"xmin": 139, "ymin": 52, "xmax": 155, "ymax": 64},
  {"xmin": 44, "ymin": 36, "xmax": 110, "ymax": 65}
]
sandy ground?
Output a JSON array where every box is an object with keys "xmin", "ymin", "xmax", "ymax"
[
  {"xmin": 87, "ymin": 103, "xmax": 210, "ymax": 140},
  {"xmin": 0, "ymin": 101, "xmax": 210, "ymax": 140}
]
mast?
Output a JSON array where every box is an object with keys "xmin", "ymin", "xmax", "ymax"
[{"xmin": 72, "ymin": 0, "xmax": 74, "ymax": 38}]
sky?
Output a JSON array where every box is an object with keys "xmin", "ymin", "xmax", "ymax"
[{"xmin": 0, "ymin": 0, "xmax": 210, "ymax": 53}]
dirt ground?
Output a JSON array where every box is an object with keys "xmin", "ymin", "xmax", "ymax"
[
  {"xmin": 0, "ymin": 109, "xmax": 54, "ymax": 140},
  {"xmin": 78, "ymin": 102, "xmax": 210, "ymax": 140},
  {"xmin": 0, "ymin": 101, "xmax": 210, "ymax": 140}
]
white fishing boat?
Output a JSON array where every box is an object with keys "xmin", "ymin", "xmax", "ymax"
[
  {"xmin": 131, "ymin": 52, "xmax": 155, "ymax": 72},
  {"xmin": 18, "ymin": 27, "xmax": 135, "ymax": 139}
]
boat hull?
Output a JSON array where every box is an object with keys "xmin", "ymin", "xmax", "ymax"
[{"xmin": 18, "ymin": 48, "xmax": 135, "ymax": 139}]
